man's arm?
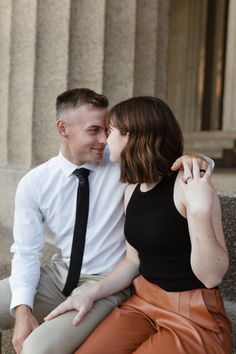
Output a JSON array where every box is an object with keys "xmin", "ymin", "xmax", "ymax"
[
  {"xmin": 10, "ymin": 174, "xmax": 45, "ymax": 353},
  {"xmin": 12, "ymin": 305, "xmax": 39, "ymax": 354}
]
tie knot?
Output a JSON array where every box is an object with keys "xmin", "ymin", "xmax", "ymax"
[{"xmin": 73, "ymin": 168, "xmax": 90, "ymax": 181}]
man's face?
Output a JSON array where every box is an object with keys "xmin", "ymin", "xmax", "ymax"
[{"xmin": 60, "ymin": 104, "xmax": 108, "ymax": 164}]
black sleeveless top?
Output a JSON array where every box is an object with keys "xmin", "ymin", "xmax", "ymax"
[{"xmin": 125, "ymin": 172, "xmax": 205, "ymax": 291}]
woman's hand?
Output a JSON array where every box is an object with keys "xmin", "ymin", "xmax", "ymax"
[
  {"xmin": 171, "ymin": 154, "xmax": 209, "ymax": 172},
  {"xmin": 179, "ymin": 158, "xmax": 213, "ymax": 216},
  {"xmin": 44, "ymin": 291, "xmax": 96, "ymax": 326}
]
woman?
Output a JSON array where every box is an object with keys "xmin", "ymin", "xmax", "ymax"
[{"xmin": 51, "ymin": 96, "xmax": 232, "ymax": 353}]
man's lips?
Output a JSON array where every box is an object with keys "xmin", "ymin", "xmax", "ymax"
[{"xmin": 91, "ymin": 147, "xmax": 104, "ymax": 153}]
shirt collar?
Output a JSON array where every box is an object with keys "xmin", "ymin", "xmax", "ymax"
[{"xmin": 57, "ymin": 150, "xmax": 98, "ymax": 177}]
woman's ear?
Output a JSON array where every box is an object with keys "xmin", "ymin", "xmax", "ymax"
[{"xmin": 56, "ymin": 119, "xmax": 68, "ymax": 138}]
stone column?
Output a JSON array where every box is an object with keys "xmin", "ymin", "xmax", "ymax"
[
  {"xmin": 0, "ymin": 0, "xmax": 12, "ymax": 165},
  {"xmin": 133, "ymin": 0, "xmax": 159, "ymax": 97},
  {"xmin": 155, "ymin": 0, "xmax": 170, "ymax": 101},
  {"xmin": 0, "ymin": 0, "xmax": 37, "ymax": 229},
  {"xmin": 133, "ymin": 0, "xmax": 170, "ymax": 100},
  {"xmin": 223, "ymin": 0, "xmax": 236, "ymax": 131},
  {"xmin": 32, "ymin": 0, "xmax": 71, "ymax": 165},
  {"xmin": 103, "ymin": 0, "xmax": 136, "ymax": 106},
  {"xmin": 7, "ymin": 0, "xmax": 37, "ymax": 167},
  {"xmin": 167, "ymin": 0, "xmax": 207, "ymax": 132},
  {"xmin": 184, "ymin": 0, "xmax": 207, "ymax": 132},
  {"xmin": 68, "ymin": 0, "xmax": 106, "ymax": 93}
]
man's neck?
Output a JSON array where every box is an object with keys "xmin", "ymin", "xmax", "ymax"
[{"xmin": 61, "ymin": 146, "xmax": 85, "ymax": 166}]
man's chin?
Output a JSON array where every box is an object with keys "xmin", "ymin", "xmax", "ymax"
[
  {"xmin": 89, "ymin": 154, "xmax": 103, "ymax": 163},
  {"xmin": 90, "ymin": 149, "xmax": 104, "ymax": 161}
]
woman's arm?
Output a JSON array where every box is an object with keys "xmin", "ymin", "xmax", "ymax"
[
  {"xmin": 177, "ymin": 159, "xmax": 229, "ymax": 288},
  {"xmin": 45, "ymin": 185, "xmax": 139, "ymax": 325},
  {"xmin": 45, "ymin": 243, "xmax": 139, "ymax": 326}
]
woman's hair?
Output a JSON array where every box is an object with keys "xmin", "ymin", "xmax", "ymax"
[{"xmin": 108, "ymin": 96, "xmax": 184, "ymax": 184}]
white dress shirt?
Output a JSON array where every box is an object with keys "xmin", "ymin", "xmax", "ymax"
[{"xmin": 9, "ymin": 147, "xmax": 126, "ymax": 313}]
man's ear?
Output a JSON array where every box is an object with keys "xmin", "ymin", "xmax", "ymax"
[{"xmin": 56, "ymin": 119, "xmax": 68, "ymax": 138}]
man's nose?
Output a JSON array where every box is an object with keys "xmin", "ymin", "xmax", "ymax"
[{"xmin": 98, "ymin": 131, "xmax": 107, "ymax": 144}]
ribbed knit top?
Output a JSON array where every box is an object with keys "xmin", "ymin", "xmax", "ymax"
[{"xmin": 125, "ymin": 172, "xmax": 205, "ymax": 291}]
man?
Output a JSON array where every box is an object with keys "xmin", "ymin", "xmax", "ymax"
[{"xmin": 0, "ymin": 88, "xmax": 209, "ymax": 354}]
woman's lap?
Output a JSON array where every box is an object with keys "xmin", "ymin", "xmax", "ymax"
[{"xmin": 75, "ymin": 276, "xmax": 232, "ymax": 354}]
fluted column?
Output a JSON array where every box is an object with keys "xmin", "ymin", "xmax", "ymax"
[
  {"xmin": 32, "ymin": 0, "xmax": 71, "ymax": 165},
  {"xmin": 167, "ymin": 0, "xmax": 207, "ymax": 131},
  {"xmin": 68, "ymin": 0, "xmax": 106, "ymax": 92},
  {"xmin": 223, "ymin": 0, "xmax": 236, "ymax": 131},
  {"xmin": 0, "ymin": 0, "xmax": 12, "ymax": 166},
  {"xmin": 7, "ymin": 0, "xmax": 37, "ymax": 167},
  {"xmin": 155, "ymin": 0, "xmax": 170, "ymax": 101},
  {"xmin": 103, "ymin": 0, "xmax": 136, "ymax": 106},
  {"xmin": 133, "ymin": 0, "xmax": 159, "ymax": 97}
]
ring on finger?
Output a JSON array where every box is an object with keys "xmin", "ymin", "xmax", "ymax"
[{"xmin": 186, "ymin": 176, "xmax": 192, "ymax": 182}]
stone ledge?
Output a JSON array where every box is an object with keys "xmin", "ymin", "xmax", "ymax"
[{"xmin": 219, "ymin": 194, "xmax": 236, "ymax": 302}]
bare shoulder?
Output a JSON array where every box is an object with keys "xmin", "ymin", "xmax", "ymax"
[
  {"xmin": 124, "ymin": 184, "xmax": 137, "ymax": 211},
  {"xmin": 173, "ymin": 171, "xmax": 187, "ymax": 218}
]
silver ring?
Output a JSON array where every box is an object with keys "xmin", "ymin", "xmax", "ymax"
[{"xmin": 186, "ymin": 176, "xmax": 192, "ymax": 181}]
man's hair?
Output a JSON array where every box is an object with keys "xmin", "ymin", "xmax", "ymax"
[
  {"xmin": 56, "ymin": 88, "xmax": 109, "ymax": 119},
  {"xmin": 108, "ymin": 96, "xmax": 184, "ymax": 184}
]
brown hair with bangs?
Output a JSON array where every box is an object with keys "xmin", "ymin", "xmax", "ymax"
[{"xmin": 108, "ymin": 96, "xmax": 184, "ymax": 184}]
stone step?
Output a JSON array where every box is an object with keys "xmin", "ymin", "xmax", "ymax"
[
  {"xmin": 184, "ymin": 131, "xmax": 236, "ymax": 167},
  {"xmin": 184, "ymin": 131, "xmax": 236, "ymax": 140}
]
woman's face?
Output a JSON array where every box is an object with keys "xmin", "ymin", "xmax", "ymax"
[{"xmin": 107, "ymin": 125, "xmax": 128, "ymax": 162}]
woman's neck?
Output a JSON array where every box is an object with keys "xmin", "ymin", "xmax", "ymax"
[{"xmin": 140, "ymin": 177, "xmax": 162, "ymax": 192}]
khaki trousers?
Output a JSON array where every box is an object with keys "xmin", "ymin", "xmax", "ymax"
[
  {"xmin": 0, "ymin": 256, "xmax": 132, "ymax": 354},
  {"xmin": 76, "ymin": 275, "xmax": 232, "ymax": 354}
]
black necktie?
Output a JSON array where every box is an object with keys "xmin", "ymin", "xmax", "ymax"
[{"xmin": 63, "ymin": 168, "xmax": 90, "ymax": 296}]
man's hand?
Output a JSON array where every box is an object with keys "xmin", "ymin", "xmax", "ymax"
[
  {"xmin": 12, "ymin": 305, "xmax": 39, "ymax": 354},
  {"xmin": 171, "ymin": 153, "xmax": 209, "ymax": 175},
  {"xmin": 44, "ymin": 292, "xmax": 95, "ymax": 326}
]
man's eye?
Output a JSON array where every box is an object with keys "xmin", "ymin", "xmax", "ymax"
[{"xmin": 89, "ymin": 129, "xmax": 98, "ymax": 134}]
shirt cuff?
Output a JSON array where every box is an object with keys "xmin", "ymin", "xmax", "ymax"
[{"xmin": 10, "ymin": 287, "xmax": 35, "ymax": 317}]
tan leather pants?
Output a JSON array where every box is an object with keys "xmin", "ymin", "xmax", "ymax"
[{"xmin": 75, "ymin": 276, "xmax": 232, "ymax": 354}]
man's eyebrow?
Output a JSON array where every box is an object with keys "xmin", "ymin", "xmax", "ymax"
[{"xmin": 86, "ymin": 125, "xmax": 103, "ymax": 129}]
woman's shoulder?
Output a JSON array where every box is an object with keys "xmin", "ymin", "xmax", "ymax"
[
  {"xmin": 124, "ymin": 184, "xmax": 138, "ymax": 211},
  {"xmin": 173, "ymin": 171, "xmax": 187, "ymax": 218}
]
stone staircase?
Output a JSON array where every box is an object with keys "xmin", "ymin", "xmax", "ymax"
[
  {"xmin": 0, "ymin": 189, "xmax": 236, "ymax": 353},
  {"xmin": 184, "ymin": 131, "xmax": 236, "ymax": 167}
]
